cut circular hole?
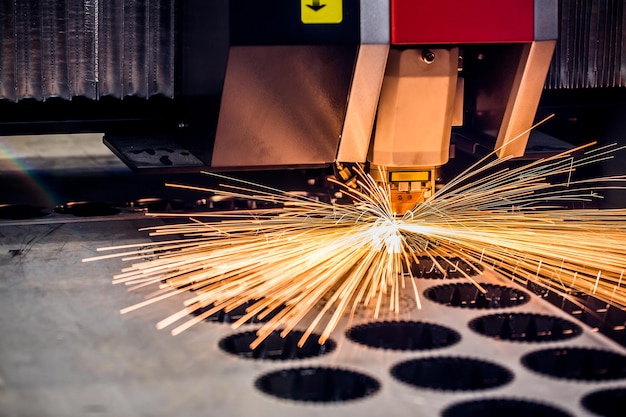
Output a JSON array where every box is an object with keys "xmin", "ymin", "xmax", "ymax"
[
  {"xmin": 521, "ymin": 347, "xmax": 626, "ymax": 381},
  {"xmin": 346, "ymin": 321, "xmax": 460, "ymax": 351},
  {"xmin": 410, "ymin": 256, "xmax": 482, "ymax": 279},
  {"xmin": 582, "ymin": 387, "xmax": 626, "ymax": 417},
  {"xmin": 424, "ymin": 283, "xmax": 530, "ymax": 309},
  {"xmin": 255, "ymin": 367, "xmax": 380, "ymax": 403},
  {"xmin": 391, "ymin": 356, "xmax": 513, "ymax": 391},
  {"xmin": 443, "ymin": 398, "xmax": 573, "ymax": 417},
  {"xmin": 0, "ymin": 204, "xmax": 48, "ymax": 220},
  {"xmin": 468, "ymin": 313, "xmax": 582, "ymax": 343},
  {"xmin": 219, "ymin": 330, "xmax": 335, "ymax": 360},
  {"xmin": 190, "ymin": 300, "xmax": 284, "ymax": 325},
  {"xmin": 54, "ymin": 201, "xmax": 120, "ymax": 217}
]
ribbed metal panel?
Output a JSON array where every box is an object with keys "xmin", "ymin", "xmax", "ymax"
[
  {"xmin": 68, "ymin": 0, "xmax": 98, "ymax": 98},
  {"xmin": 0, "ymin": 0, "xmax": 175, "ymax": 102},
  {"xmin": 14, "ymin": 0, "xmax": 43, "ymax": 100},
  {"xmin": 147, "ymin": 0, "xmax": 175, "ymax": 97},
  {"xmin": 40, "ymin": 0, "xmax": 71, "ymax": 99},
  {"xmin": 0, "ymin": 1, "xmax": 16, "ymax": 101},
  {"xmin": 546, "ymin": 0, "xmax": 626, "ymax": 89}
]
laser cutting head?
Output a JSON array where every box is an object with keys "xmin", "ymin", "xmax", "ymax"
[
  {"xmin": 334, "ymin": 1, "xmax": 558, "ymax": 214},
  {"xmin": 207, "ymin": 1, "xmax": 557, "ymax": 215}
]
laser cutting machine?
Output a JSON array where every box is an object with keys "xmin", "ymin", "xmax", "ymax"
[
  {"xmin": 2, "ymin": 1, "xmax": 626, "ymax": 416},
  {"xmin": 1, "ymin": 1, "xmax": 557, "ymax": 184},
  {"xmin": 0, "ymin": 0, "xmax": 577, "ymax": 216}
]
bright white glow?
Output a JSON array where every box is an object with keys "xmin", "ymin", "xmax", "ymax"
[{"xmin": 368, "ymin": 218, "xmax": 402, "ymax": 254}]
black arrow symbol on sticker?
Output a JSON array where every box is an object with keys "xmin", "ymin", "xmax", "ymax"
[{"xmin": 307, "ymin": 0, "xmax": 326, "ymax": 12}]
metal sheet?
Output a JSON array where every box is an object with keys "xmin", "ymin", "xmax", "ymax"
[
  {"xmin": 0, "ymin": 218, "xmax": 623, "ymax": 416},
  {"xmin": 211, "ymin": 45, "xmax": 356, "ymax": 168}
]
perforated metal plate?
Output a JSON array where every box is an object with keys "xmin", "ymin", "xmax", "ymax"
[{"xmin": 1, "ymin": 220, "xmax": 625, "ymax": 416}]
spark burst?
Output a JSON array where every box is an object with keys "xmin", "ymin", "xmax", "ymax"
[{"xmin": 84, "ymin": 141, "xmax": 626, "ymax": 348}]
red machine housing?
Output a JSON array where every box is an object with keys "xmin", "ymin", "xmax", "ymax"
[{"xmin": 391, "ymin": 0, "xmax": 536, "ymax": 44}]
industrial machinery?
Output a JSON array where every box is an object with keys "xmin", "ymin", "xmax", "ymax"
[
  {"xmin": 1, "ymin": 1, "xmax": 558, "ymax": 181},
  {"xmin": 2, "ymin": 1, "xmax": 626, "ymax": 416}
]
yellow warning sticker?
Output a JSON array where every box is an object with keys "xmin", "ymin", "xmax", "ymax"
[{"xmin": 301, "ymin": 0, "xmax": 343, "ymax": 24}]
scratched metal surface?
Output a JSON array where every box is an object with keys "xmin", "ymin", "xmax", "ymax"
[{"xmin": 1, "ymin": 216, "xmax": 625, "ymax": 417}]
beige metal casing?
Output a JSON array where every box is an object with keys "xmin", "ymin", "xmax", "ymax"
[
  {"xmin": 210, "ymin": 45, "xmax": 356, "ymax": 168},
  {"xmin": 336, "ymin": 45, "xmax": 389, "ymax": 162},
  {"xmin": 336, "ymin": 0, "xmax": 390, "ymax": 163},
  {"xmin": 212, "ymin": 0, "xmax": 391, "ymax": 169},
  {"xmin": 371, "ymin": 48, "xmax": 459, "ymax": 168},
  {"xmin": 495, "ymin": 40, "xmax": 557, "ymax": 157}
]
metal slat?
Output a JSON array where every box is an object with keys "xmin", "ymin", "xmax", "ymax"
[
  {"xmin": 122, "ymin": 0, "xmax": 148, "ymax": 97},
  {"xmin": 14, "ymin": 0, "xmax": 42, "ymax": 99},
  {"xmin": 559, "ymin": 0, "xmax": 573, "ymax": 88},
  {"xmin": 589, "ymin": 0, "xmax": 599, "ymax": 87},
  {"xmin": 581, "ymin": 0, "xmax": 590, "ymax": 87},
  {"xmin": 611, "ymin": 0, "xmax": 623, "ymax": 86},
  {"xmin": 596, "ymin": 0, "xmax": 606, "ymax": 87},
  {"xmin": 98, "ymin": 0, "xmax": 124, "ymax": 97},
  {"xmin": 40, "ymin": 0, "xmax": 70, "ymax": 99},
  {"xmin": 66, "ymin": 0, "xmax": 96, "ymax": 98},
  {"xmin": 622, "ymin": 0, "xmax": 626, "ymax": 85},
  {"xmin": 0, "ymin": 0, "xmax": 16, "ymax": 101},
  {"xmin": 147, "ymin": 0, "xmax": 175, "ymax": 98}
]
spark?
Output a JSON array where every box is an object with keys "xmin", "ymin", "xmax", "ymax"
[{"xmin": 84, "ymin": 142, "xmax": 626, "ymax": 348}]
